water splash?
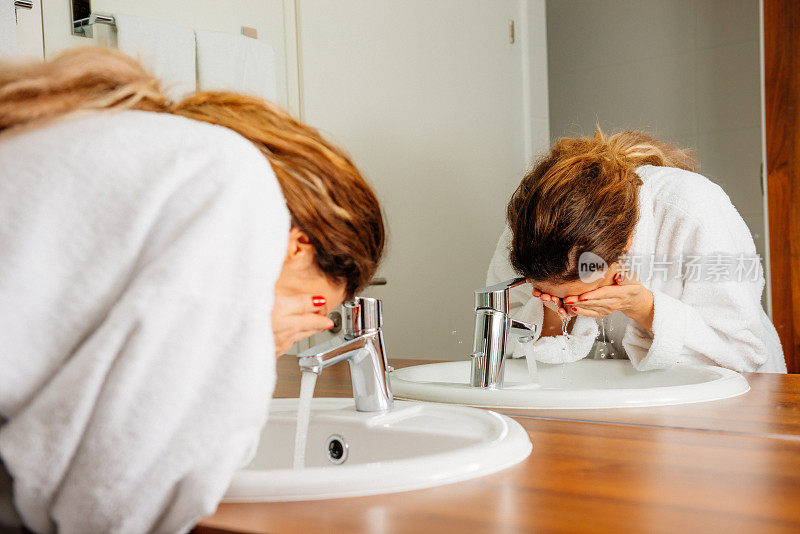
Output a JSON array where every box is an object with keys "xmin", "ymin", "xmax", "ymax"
[
  {"xmin": 560, "ymin": 315, "xmax": 571, "ymax": 361},
  {"xmin": 293, "ymin": 371, "xmax": 318, "ymax": 469},
  {"xmin": 451, "ymin": 329, "xmax": 464, "ymax": 345},
  {"xmin": 592, "ymin": 316, "xmax": 619, "ymax": 359}
]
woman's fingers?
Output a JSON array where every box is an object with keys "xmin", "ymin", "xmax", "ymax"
[
  {"xmin": 570, "ymin": 300, "xmax": 613, "ymax": 313},
  {"xmin": 554, "ymin": 297, "xmax": 577, "ymax": 317},
  {"xmin": 576, "ymin": 288, "xmax": 612, "ymax": 301},
  {"xmin": 576, "ymin": 283, "xmax": 631, "ymax": 302},
  {"xmin": 292, "ymin": 312, "xmax": 335, "ymax": 332},
  {"xmin": 273, "ymin": 313, "xmax": 333, "ymax": 337},
  {"xmin": 572, "ymin": 298, "xmax": 616, "ymax": 309},
  {"xmin": 571, "ymin": 306, "xmax": 602, "ymax": 318},
  {"xmin": 272, "ymin": 296, "xmax": 335, "ymax": 356},
  {"xmin": 275, "ymin": 293, "xmax": 329, "ymax": 315},
  {"xmin": 540, "ymin": 294, "xmax": 576, "ymax": 317},
  {"xmin": 273, "ymin": 321, "xmax": 333, "ymax": 356}
]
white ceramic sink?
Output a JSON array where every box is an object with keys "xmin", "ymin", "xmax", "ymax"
[
  {"xmin": 391, "ymin": 359, "xmax": 750, "ymax": 409},
  {"xmin": 224, "ymin": 398, "xmax": 531, "ymax": 502}
]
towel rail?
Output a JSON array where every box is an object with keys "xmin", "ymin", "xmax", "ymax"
[
  {"xmin": 14, "ymin": 1, "xmax": 33, "ymax": 9},
  {"xmin": 71, "ymin": 1, "xmax": 115, "ymax": 38},
  {"xmin": 72, "ymin": 12, "xmax": 116, "ymax": 37}
]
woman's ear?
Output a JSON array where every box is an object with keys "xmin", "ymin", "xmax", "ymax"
[{"xmin": 285, "ymin": 226, "xmax": 316, "ymax": 269}]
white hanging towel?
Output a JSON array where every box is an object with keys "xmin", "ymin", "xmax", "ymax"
[
  {"xmin": 195, "ymin": 29, "xmax": 277, "ymax": 102},
  {"xmin": 0, "ymin": 0, "xmax": 18, "ymax": 59},
  {"xmin": 114, "ymin": 14, "xmax": 196, "ymax": 100}
]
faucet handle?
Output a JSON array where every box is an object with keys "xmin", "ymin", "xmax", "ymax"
[
  {"xmin": 343, "ymin": 297, "xmax": 382, "ymax": 339},
  {"xmin": 474, "ymin": 277, "xmax": 528, "ymax": 313},
  {"xmin": 509, "ymin": 318, "xmax": 537, "ymax": 340}
]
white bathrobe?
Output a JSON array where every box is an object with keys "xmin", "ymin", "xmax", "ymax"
[
  {"xmin": 488, "ymin": 164, "xmax": 785, "ymax": 373},
  {"xmin": 0, "ymin": 111, "xmax": 290, "ymax": 532}
]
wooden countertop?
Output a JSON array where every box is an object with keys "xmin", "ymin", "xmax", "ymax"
[{"xmin": 196, "ymin": 358, "xmax": 800, "ymax": 533}]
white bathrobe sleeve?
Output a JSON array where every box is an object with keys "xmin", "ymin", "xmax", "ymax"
[
  {"xmin": 486, "ymin": 228, "xmax": 598, "ymax": 362},
  {"xmin": 0, "ymin": 137, "xmax": 288, "ymax": 533},
  {"xmin": 622, "ymin": 190, "xmax": 770, "ymax": 372}
]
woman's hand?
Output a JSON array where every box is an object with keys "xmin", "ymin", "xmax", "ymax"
[
  {"xmin": 272, "ymin": 293, "xmax": 335, "ymax": 356},
  {"xmin": 563, "ymin": 273, "xmax": 654, "ymax": 331},
  {"xmin": 532, "ymin": 287, "xmax": 576, "ymax": 317}
]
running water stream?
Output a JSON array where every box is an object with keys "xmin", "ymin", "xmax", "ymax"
[
  {"xmin": 560, "ymin": 315, "xmax": 570, "ymax": 353},
  {"xmin": 292, "ymin": 371, "xmax": 319, "ymax": 469},
  {"xmin": 560, "ymin": 315, "xmax": 571, "ymax": 380}
]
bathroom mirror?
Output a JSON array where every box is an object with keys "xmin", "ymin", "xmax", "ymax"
[
  {"xmin": 297, "ymin": 0, "xmax": 766, "ymax": 368},
  {"xmin": 28, "ymin": 1, "xmax": 772, "ymax": 369}
]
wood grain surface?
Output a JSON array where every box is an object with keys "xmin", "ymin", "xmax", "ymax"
[
  {"xmin": 765, "ymin": 0, "xmax": 800, "ymax": 373},
  {"xmin": 275, "ymin": 357, "xmax": 800, "ymax": 436},
  {"xmin": 196, "ymin": 357, "xmax": 800, "ymax": 533}
]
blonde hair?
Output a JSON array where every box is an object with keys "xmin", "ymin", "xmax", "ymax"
[
  {"xmin": 507, "ymin": 128, "xmax": 697, "ymax": 283},
  {"xmin": 0, "ymin": 47, "xmax": 384, "ymax": 296}
]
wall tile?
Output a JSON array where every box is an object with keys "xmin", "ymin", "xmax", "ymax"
[
  {"xmin": 696, "ymin": 127, "xmax": 763, "ymax": 217},
  {"xmin": 695, "ymin": 40, "xmax": 761, "ymax": 134},
  {"xmin": 546, "ymin": 0, "xmax": 695, "ymax": 71},
  {"xmin": 694, "ymin": 0, "xmax": 759, "ymax": 49},
  {"xmin": 549, "ymin": 51, "xmax": 697, "ymax": 143}
]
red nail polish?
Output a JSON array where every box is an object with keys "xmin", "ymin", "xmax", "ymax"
[
  {"xmin": 572, "ymin": 307, "xmax": 578, "ymax": 312},
  {"xmin": 312, "ymin": 296, "xmax": 326, "ymax": 307}
]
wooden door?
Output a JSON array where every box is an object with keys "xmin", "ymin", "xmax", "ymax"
[{"xmin": 765, "ymin": 0, "xmax": 800, "ymax": 372}]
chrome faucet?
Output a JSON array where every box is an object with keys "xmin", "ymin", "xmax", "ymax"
[
  {"xmin": 470, "ymin": 277, "xmax": 538, "ymax": 388},
  {"xmin": 297, "ymin": 297, "xmax": 393, "ymax": 412}
]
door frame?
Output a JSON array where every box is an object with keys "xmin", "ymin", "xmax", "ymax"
[{"xmin": 764, "ymin": 0, "xmax": 800, "ymax": 372}]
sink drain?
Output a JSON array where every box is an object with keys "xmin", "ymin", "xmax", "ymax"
[{"xmin": 325, "ymin": 434, "xmax": 348, "ymax": 464}]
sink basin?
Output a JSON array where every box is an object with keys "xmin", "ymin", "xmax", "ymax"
[
  {"xmin": 224, "ymin": 398, "xmax": 531, "ymax": 502},
  {"xmin": 391, "ymin": 359, "xmax": 750, "ymax": 409}
]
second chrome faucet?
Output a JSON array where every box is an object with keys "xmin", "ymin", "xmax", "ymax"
[{"xmin": 470, "ymin": 277, "xmax": 538, "ymax": 389}]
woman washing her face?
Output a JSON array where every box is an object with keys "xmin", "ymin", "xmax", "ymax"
[
  {"xmin": 488, "ymin": 129, "xmax": 786, "ymax": 373},
  {"xmin": 0, "ymin": 48, "xmax": 382, "ymax": 532}
]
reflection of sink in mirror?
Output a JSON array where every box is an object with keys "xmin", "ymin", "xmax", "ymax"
[
  {"xmin": 223, "ymin": 398, "xmax": 531, "ymax": 502},
  {"xmin": 391, "ymin": 359, "xmax": 750, "ymax": 410}
]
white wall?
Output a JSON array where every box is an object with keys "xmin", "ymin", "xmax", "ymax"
[
  {"xmin": 546, "ymin": 0, "xmax": 764, "ymax": 260},
  {"xmin": 523, "ymin": 0, "xmax": 551, "ymax": 161},
  {"xmin": 14, "ymin": 0, "xmax": 44, "ymax": 59}
]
